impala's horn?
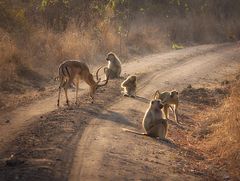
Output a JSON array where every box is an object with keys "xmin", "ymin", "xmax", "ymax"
[
  {"xmin": 97, "ymin": 74, "xmax": 109, "ymax": 88},
  {"xmin": 96, "ymin": 66, "xmax": 104, "ymax": 82}
]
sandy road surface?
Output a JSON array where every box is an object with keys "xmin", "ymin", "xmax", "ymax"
[
  {"xmin": 0, "ymin": 43, "xmax": 240, "ymax": 180},
  {"xmin": 69, "ymin": 43, "xmax": 240, "ymax": 180}
]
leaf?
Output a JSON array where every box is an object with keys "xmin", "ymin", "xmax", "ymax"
[{"xmin": 172, "ymin": 42, "xmax": 184, "ymax": 50}]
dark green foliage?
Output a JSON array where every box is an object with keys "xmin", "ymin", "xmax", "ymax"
[{"xmin": 1, "ymin": 0, "xmax": 240, "ymax": 33}]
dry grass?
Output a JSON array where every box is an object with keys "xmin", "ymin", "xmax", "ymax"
[
  {"xmin": 0, "ymin": 12, "xmax": 239, "ymax": 90},
  {"xmin": 0, "ymin": 29, "xmax": 19, "ymax": 81},
  {"xmin": 199, "ymin": 78, "xmax": 240, "ymax": 178},
  {"xmin": 0, "ymin": 19, "xmax": 170, "ymax": 110},
  {"xmin": 0, "ymin": 19, "xmax": 169, "ymax": 86},
  {"xmin": 0, "ymin": 25, "xmax": 118, "ymax": 85}
]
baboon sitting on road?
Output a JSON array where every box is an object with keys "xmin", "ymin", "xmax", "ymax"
[
  {"xmin": 123, "ymin": 100, "xmax": 169, "ymax": 140},
  {"xmin": 121, "ymin": 75, "xmax": 137, "ymax": 97},
  {"xmin": 104, "ymin": 52, "xmax": 122, "ymax": 79}
]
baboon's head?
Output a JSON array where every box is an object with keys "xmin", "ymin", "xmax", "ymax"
[
  {"xmin": 106, "ymin": 52, "xmax": 116, "ymax": 62},
  {"xmin": 170, "ymin": 90, "xmax": 178, "ymax": 98},
  {"xmin": 150, "ymin": 100, "xmax": 163, "ymax": 111}
]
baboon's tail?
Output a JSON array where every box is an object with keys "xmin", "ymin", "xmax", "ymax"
[{"xmin": 122, "ymin": 128, "xmax": 147, "ymax": 136}]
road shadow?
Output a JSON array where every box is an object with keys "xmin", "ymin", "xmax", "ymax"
[
  {"xmin": 155, "ymin": 138, "xmax": 179, "ymax": 149},
  {"xmin": 134, "ymin": 95, "xmax": 150, "ymax": 104},
  {"xmin": 167, "ymin": 119, "xmax": 186, "ymax": 130},
  {"xmin": 100, "ymin": 110, "xmax": 135, "ymax": 127},
  {"xmin": 80, "ymin": 107, "xmax": 134, "ymax": 127}
]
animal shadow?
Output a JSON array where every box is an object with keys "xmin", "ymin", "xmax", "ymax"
[{"xmin": 134, "ymin": 95, "xmax": 150, "ymax": 103}]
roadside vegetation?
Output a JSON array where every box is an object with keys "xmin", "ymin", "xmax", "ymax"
[
  {"xmin": 0, "ymin": 1, "xmax": 239, "ymax": 178},
  {"xmin": 195, "ymin": 75, "xmax": 240, "ymax": 179},
  {"xmin": 1, "ymin": 0, "xmax": 240, "ymax": 89}
]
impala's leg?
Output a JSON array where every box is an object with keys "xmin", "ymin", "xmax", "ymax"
[
  {"xmin": 57, "ymin": 86, "xmax": 61, "ymax": 107},
  {"xmin": 75, "ymin": 79, "xmax": 79, "ymax": 104},
  {"xmin": 57, "ymin": 78, "xmax": 65, "ymax": 107},
  {"xmin": 64, "ymin": 88, "xmax": 69, "ymax": 106},
  {"xmin": 64, "ymin": 81, "xmax": 70, "ymax": 106}
]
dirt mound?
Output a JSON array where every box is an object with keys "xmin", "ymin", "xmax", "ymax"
[
  {"xmin": 0, "ymin": 79, "xmax": 122, "ymax": 181},
  {"xmin": 0, "ymin": 81, "xmax": 27, "ymax": 94},
  {"xmin": 16, "ymin": 64, "xmax": 46, "ymax": 88},
  {"xmin": 180, "ymin": 86, "xmax": 229, "ymax": 106}
]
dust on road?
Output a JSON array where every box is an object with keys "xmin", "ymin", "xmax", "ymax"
[{"xmin": 0, "ymin": 43, "xmax": 240, "ymax": 181}]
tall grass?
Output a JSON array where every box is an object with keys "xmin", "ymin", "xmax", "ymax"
[
  {"xmin": 0, "ymin": 19, "xmax": 169, "ymax": 86},
  {"xmin": 0, "ymin": 12, "xmax": 240, "ymax": 87},
  {"xmin": 200, "ymin": 79, "xmax": 240, "ymax": 177},
  {"xmin": 0, "ymin": 29, "xmax": 21, "ymax": 82},
  {"xmin": 0, "ymin": 25, "xmax": 120, "ymax": 85}
]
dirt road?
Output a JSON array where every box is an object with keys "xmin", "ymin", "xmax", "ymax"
[{"xmin": 0, "ymin": 43, "xmax": 240, "ymax": 180}]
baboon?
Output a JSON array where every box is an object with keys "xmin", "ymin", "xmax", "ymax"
[
  {"xmin": 123, "ymin": 100, "xmax": 168, "ymax": 140},
  {"xmin": 121, "ymin": 75, "xmax": 137, "ymax": 97},
  {"xmin": 153, "ymin": 90, "xmax": 179, "ymax": 123},
  {"xmin": 104, "ymin": 52, "xmax": 122, "ymax": 79}
]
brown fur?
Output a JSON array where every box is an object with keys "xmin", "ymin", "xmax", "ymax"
[
  {"xmin": 123, "ymin": 100, "xmax": 168, "ymax": 140},
  {"xmin": 104, "ymin": 52, "xmax": 122, "ymax": 79},
  {"xmin": 57, "ymin": 60, "xmax": 109, "ymax": 106},
  {"xmin": 121, "ymin": 75, "xmax": 137, "ymax": 97},
  {"xmin": 153, "ymin": 90, "xmax": 179, "ymax": 123}
]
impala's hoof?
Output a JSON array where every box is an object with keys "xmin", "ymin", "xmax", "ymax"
[{"xmin": 66, "ymin": 101, "xmax": 70, "ymax": 106}]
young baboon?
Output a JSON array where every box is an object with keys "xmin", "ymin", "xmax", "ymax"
[
  {"xmin": 104, "ymin": 52, "xmax": 122, "ymax": 79},
  {"xmin": 153, "ymin": 90, "xmax": 179, "ymax": 123},
  {"xmin": 121, "ymin": 75, "xmax": 137, "ymax": 97},
  {"xmin": 123, "ymin": 100, "xmax": 168, "ymax": 140}
]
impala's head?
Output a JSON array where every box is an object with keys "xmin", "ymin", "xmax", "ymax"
[{"xmin": 89, "ymin": 66, "xmax": 109, "ymax": 100}]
